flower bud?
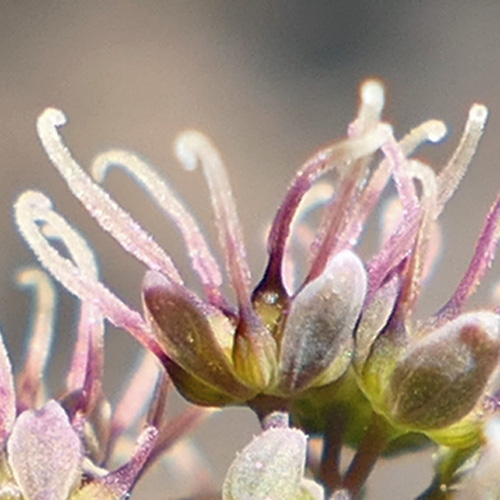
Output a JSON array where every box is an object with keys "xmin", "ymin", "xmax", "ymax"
[
  {"xmin": 279, "ymin": 250, "xmax": 367, "ymax": 393},
  {"xmin": 7, "ymin": 400, "xmax": 82, "ymax": 500},
  {"xmin": 222, "ymin": 427, "xmax": 307, "ymax": 500},
  {"xmin": 388, "ymin": 311, "xmax": 500, "ymax": 431}
]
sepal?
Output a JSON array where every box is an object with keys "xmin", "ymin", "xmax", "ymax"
[
  {"xmin": 388, "ymin": 311, "xmax": 500, "ymax": 431},
  {"xmin": 143, "ymin": 271, "xmax": 255, "ymax": 404},
  {"xmin": 166, "ymin": 358, "xmax": 251, "ymax": 406},
  {"xmin": 354, "ymin": 275, "xmax": 400, "ymax": 370},
  {"xmin": 279, "ymin": 251, "xmax": 366, "ymax": 393},
  {"xmin": 233, "ymin": 321, "xmax": 278, "ymax": 391}
]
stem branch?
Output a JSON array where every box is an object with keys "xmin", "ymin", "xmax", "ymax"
[
  {"xmin": 342, "ymin": 413, "xmax": 389, "ymax": 497},
  {"xmin": 319, "ymin": 409, "xmax": 346, "ymax": 493}
]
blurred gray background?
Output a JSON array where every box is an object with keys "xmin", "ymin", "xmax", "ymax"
[{"xmin": 2, "ymin": 1, "xmax": 500, "ymax": 498}]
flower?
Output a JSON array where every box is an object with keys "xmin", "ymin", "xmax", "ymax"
[
  {"xmin": 353, "ymin": 103, "xmax": 500, "ymax": 449},
  {"xmin": 16, "ymin": 81, "xmax": 394, "ymax": 413},
  {"xmin": 0, "ymin": 264, "xmax": 207, "ymax": 499}
]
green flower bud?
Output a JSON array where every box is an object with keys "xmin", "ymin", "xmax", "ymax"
[{"xmin": 165, "ymin": 358, "xmax": 252, "ymax": 406}]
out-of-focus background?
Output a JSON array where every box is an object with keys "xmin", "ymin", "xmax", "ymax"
[{"xmin": 1, "ymin": 1, "xmax": 500, "ymax": 498}]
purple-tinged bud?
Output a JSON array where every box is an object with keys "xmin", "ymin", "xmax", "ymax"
[
  {"xmin": 388, "ymin": 312, "xmax": 500, "ymax": 431},
  {"xmin": 143, "ymin": 271, "xmax": 255, "ymax": 405},
  {"xmin": 279, "ymin": 250, "xmax": 367, "ymax": 393},
  {"xmin": 222, "ymin": 427, "xmax": 307, "ymax": 500},
  {"xmin": 75, "ymin": 426, "xmax": 158, "ymax": 500},
  {"xmin": 7, "ymin": 400, "xmax": 82, "ymax": 500}
]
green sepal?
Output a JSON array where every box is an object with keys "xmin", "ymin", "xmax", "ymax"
[
  {"xmin": 166, "ymin": 358, "xmax": 255, "ymax": 407},
  {"xmin": 232, "ymin": 319, "xmax": 278, "ymax": 391},
  {"xmin": 143, "ymin": 271, "xmax": 254, "ymax": 403}
]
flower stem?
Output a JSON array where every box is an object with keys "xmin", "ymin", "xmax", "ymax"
[
  {"xmin": 342, "ymin": 412, "xmax": 389, "ymax": 497},
  {"xmin": 319, "ymin": 409, "xmax": 345, "ymax": 493}
]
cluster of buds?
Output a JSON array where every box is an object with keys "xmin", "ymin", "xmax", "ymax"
[
  {"xmin": 13, "ymin": 80, "xmax": 500, "ymax": 498},
  {"xmin": 0, "ymin": 267, "xmax": 207, "ymax": 497}
]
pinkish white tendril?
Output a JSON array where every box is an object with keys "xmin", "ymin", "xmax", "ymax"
[
  {"xmin": 175, "ymin": 131, "xmax": 252, "ymax": 315},
  {"xmin": 437, "ymin": 104, "xmax": 489, "ymax": 213},
  {"xmin": 111, "ymin": 352, "xmax": 161, "ymax": 444},
  {"xmin": 441, "ymin": 191, "xmax": 500, "ymax": 320},
  {"xmin": 264, "ymin": 123, "xmax": 392, "ymax": 290},
  {"xmin": 16, "ymin": 268, "xmax": 56, "ymax": 410},
  {"xmin": 397, "ymin": 160, "xmax": 439, "ymax": 314},
  {"xmin": 348, "ymin": 79, "xmax": 385, "ymax": 137},
  {"xmin": 338, "ymin": 120, "xmax": 447, "ymax": 255},
  {"xmin": 91, "ymin": 150, "xmax": 227, "ymax": 309},
  {"xmin": 43, "ymin": 216, "xmax": 104, "ymax": 406},
  {"xmin": 37, "ymin": 109, "xmax": 183, "ymax": 283},
  {"xmin": 14, "ymin": 191, "xmax": 167, "ymax": 363}
]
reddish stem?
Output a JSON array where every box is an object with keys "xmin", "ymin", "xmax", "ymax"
[
  {"xmin": 342, "ymin": 413, "xmax": 388, "ymax": 497},
  {"xmin": 319, "ymin": 410, "xmax": 346, "ymax": 494}
]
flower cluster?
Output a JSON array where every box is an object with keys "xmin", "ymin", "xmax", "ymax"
[{"xmin": 13, "ymin": 80, "xmax": 500, "ymax": 498}]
